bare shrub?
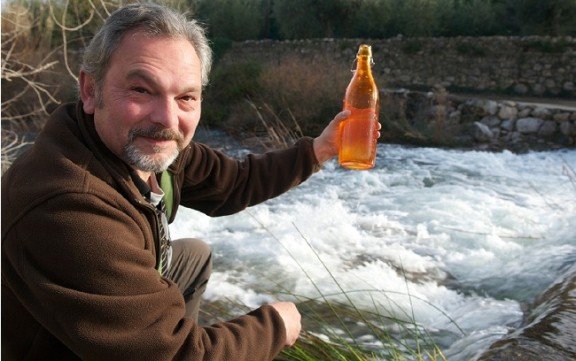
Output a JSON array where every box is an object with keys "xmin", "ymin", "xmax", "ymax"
[
  {"xmin": 1, "ymin": 0, "xmax": 122, "ymax": 172},
  {"xmin": 1, "ymin": 2, "xmax": 60, "ymax": 130},
  {"xmin": 216, "ymin": 53, "xmax": 351, "ymax": 148},
  {"xmin": 256, "ymin": 54, "xmax": 350, "ymax": 135},
  {"xmin": 1, "ymin": 130, "xmax": 31, "ymax": 175},
  {"xmin": 242, "ymin": 99, "xmax": 304, "ymax": 150}
]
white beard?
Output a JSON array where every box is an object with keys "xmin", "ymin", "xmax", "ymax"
[{"xmin": 123, "ymin": 143, "xmax": 179, "ymax": 173}]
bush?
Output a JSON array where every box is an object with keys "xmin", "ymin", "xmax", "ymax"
[
  {"xmin": 204, "ymin": 53, "xmax": 352, "ymax": 144},
  {"xmin": 256, "ymin": 54, "xmax": 349, "ymax": 135},
  {"xmin": 1, "ymin": 1, "xmax": 60, "ymax": 128},
  {"xmin": 202, "ymin": 61, "xmax": 264, "ymax": 129},
  {"xmin": 194, "ymin": 0, "xmax": 264, "ymax": 41}
]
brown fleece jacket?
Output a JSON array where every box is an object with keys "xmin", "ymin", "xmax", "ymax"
[{"xmin": 1, "ymin": 102, "xmax": 320, "ymax": 360}]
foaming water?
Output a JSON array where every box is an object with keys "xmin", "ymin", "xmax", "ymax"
[{"xmin": 171, "ymin": 144, "xmax": 576, "ymax": 359}]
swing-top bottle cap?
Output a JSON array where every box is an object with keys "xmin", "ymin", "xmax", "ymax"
[{"xmin": 357, "ymin": 44, "xmax": 372, "ymax": 57}]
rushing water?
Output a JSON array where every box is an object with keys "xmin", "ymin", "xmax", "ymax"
[{"xmin": 171, "ymin": 141, "xmax": 576, "ymax": 360}]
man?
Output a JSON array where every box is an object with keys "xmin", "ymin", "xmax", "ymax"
[{"xmin": 2, "ymin": 3, "xmax": 378, "ymax": 360}]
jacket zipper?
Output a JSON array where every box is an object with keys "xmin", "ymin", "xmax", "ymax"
[{"xmin": 135, "ymin": 198, "xmax": 163, "ymax": 271}]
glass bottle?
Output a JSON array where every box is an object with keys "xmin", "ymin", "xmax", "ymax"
[{"xmin": 339, "ymin": 44, "xmax": 379, "ymax": 170}]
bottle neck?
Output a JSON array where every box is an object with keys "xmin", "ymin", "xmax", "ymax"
[{"xmin": 355, "ymin": 55, "xmax": 373, "ymax": 75}]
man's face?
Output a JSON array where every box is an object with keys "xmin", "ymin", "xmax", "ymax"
[{"xmin": 81, "ymin": 30, "xmax": 203, "ymax": 175}]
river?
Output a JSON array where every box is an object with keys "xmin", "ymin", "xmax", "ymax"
[{"xmin": 170, "ymin": 138, "xmax": 576, "ymax": 360}]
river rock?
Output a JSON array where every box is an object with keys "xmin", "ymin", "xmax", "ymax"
[
  {"xmin": 473, "ymin": 121, "xmax": 494, "ymax": 142},
  {"xmin": 483, "ymin": 100, "xmax": 499, "ymax": 116},
  {"xmin": 538, "ymin": 121, "xmax": 557, "ymax": 137},
  {"xmin": 518, "ymin": 107, "xmax": 532, "ymax": 118},
  {"xmin": 516, "ymin": 118, "xmax": 543, "ymax": 134},
  {"xmin": 481, "ymin": 116, "xmax": 501, "ymax": 127},
  {"xmin": 553, "ymin": 112, "xmax": 571, "ymax": 122},
  {"xmin": 449, "ymin": 110, "xmax": 461, "ymax": 122},
  {"xmin": 532, "ymin": 107, "xmax": 551, "ymax": 119},
  {"xmin": 560, "ymin": 121, "xmax": 575, "ymax": 136},
  {"xmin": 501, "ymin": 119, "xmax": 515, "ymax": 131},
  {"xmin": 499, "ymin": 105, "xmax": 518, "ymax": 120},
  {"xmin": 505, "ymin": 131, "xmax": 522, "ymax": 144}
]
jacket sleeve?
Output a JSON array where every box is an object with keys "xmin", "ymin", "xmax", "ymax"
[
  {"xmin": 177, "ymin": 137, "xmax": 321, "ymax": 217},
  {"xmin": 1, "ymin": 191, "xmax": 286, "ymax": 361}
]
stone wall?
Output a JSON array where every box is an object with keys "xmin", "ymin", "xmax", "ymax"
[
  {"xmin": 221, "ymin": 36, "xmax": 576, "ymax": 98},
  {"xmin": 383, "ymin": 89, "xmax": 576, "ymax": 151},
  {"xmin": 460, "ymin": 97, "xmax": 576, "ymax": 151},
  {"xmin": 219, "ymin": 36, "xmax": 576, "ymax": 151}
]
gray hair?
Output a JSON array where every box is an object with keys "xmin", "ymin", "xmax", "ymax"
[{"xmin": 81, "ymin": 3, "xmax": 212, "ymax": 93}]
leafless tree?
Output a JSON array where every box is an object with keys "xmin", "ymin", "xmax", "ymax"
[{"xmin": 1, "ymin": 0, "xmax": 119, "ymax": 174}]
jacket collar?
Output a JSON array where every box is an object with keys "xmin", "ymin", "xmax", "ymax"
[{"xmin": 74, "ymin": 101, "xmax": 147, "ymax": 201}]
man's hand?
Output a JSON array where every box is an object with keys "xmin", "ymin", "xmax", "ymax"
[
  {"xmin": 270, "ymin": 302, "xmax": 301, "ymax": 346},
  {"xmin": 313, "ymin": 110, "xmax": 349, "ymax": 164},
  {"xmin": 313, "ymin": 110, "xmax": 382, "ymax": 164}
]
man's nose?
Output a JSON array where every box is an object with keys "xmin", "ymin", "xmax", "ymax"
[{"xmin": 151, "ymin": 98, "xmax": 179, "ymax": 129}]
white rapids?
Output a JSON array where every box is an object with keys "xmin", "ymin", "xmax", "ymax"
[{"xmin": 171, "ymin": 143, "xmax": 576, "ymax": 359}]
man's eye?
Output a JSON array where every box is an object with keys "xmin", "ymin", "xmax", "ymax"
[
  {"xmin": 132, "ymin": 87, "xmax": 149, "ymax": 94},
  {"xmin": 181, "ymin": 95, "xmax": 198, "ymax": 102}
]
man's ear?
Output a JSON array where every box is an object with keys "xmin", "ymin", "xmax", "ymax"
[{"xmin": 79, "ymin": 71, "xmax": 97, "ymax": 114}]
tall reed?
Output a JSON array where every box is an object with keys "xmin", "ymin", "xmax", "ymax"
[{"xmin": 239, "ymin": 213, "xmax": 455, "ymax": 360}]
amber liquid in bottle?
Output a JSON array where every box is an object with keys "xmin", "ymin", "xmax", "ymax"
[{"xmin": 339, "ymin": 44, "xmax": 379, "ymax": 170}]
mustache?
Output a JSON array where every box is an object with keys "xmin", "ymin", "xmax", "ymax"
[{"xmin": 128, "ymin": 126, "xmax": 185, "ymax": 145}]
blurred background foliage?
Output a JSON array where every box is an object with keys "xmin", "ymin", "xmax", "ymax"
[{"xmin": 190, "ymin": 0, "xmax": 576, "ymax": 40}]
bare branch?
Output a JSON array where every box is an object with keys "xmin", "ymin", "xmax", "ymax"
[
  {"xmin": 49, "ymin": 0, "xmax": 95, "ymax": 32},
  {"xmin": 1, "ymin": 131, "xmax": 32, "ymax": 174},
  {"xmin": 87, "ymin": 0, "xmax": 113, "ymax": 20},
  {"xmin": 2, "ymin": 61, "xmax": 59, "ymax": 81}
]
